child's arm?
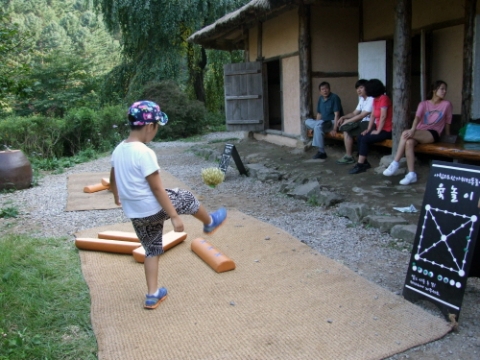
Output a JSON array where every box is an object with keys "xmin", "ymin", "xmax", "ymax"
[
  {"xmin": 146, "ymin": 170, "xmax": 184, "ymax": 232},
  {"xmin": 109, "ymin": 168, "xmax": 121, "ymax": 206}
]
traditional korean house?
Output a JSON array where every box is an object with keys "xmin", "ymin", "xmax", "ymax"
[{"xmin": 189, "ymin": 0, "xmax": 478, "ymax": 149}]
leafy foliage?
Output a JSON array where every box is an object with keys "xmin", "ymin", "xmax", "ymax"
[
  {"xmin": 2, "ymin": 0, "xmax": 120, "ymax": 114},
  {"xmin": 0, "ymin": 0, "xmax": 252, "ymax": 166},
  {"xmin": 16, "ymin": 50, "xmax": 101, "ymax": 117},
  {"xmin": 204, "ymin": 49, "xmax": 245, "ymax": 113},
  {"xmin": 137, "ymin": 80, "xmax": 208, "ymax": 140},
  {"xmin": 94, "ymin": 0, "xmax": 249, "ymax": 111},
  {"xmin": 0, "ymin": 105, "xmax": 127, "ymax": 157},
  {"xmin": 0, "ymin": 12, "xmax": 32, "ymax": 109},
  {"xmin": 0, "ymin": 205, "xmax": 19, "ymax": 219}
]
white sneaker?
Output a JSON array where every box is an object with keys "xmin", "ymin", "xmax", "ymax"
[
  {"xmin": 383, "ymin": 162, "xmax": 399, "ymax": 176},
  {"xmin": 399, "ymin": 172, "xmax": 417, "ymax": 185}
]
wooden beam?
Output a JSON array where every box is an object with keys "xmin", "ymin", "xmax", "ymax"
[
  {"xmin": 299, "ymin": 2, "xmax": 312, "ymax": 139},
  {"xmin": 261, "ymin": 51, "xmax": 300, "ymax": 62},
  {"xmin": 324, "ymin": 132, "xmax": 480, "ymax": 161},
  {"xmin": 391, "ymin": 0, "xmax": 412, "ymax": 155},
  {"xmin": 462, "ymin": 0, "xmax": 477, "ymax": 127},
  {"xmin": 311, "ymin": 71, "xmax": 358, "ymax": 78}
]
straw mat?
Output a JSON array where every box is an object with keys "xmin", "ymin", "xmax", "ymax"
[
  {"xmin": 76, "ymin": 211, "xmax": 451, "ymax": 359},
  {"xmin": 66, "ymin": 170, "xmax": 185, "ymax": 211}
]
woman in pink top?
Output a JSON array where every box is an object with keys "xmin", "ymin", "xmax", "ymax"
[
  {"xmin": 383, "ymin": 80, "xmax": 453, "ymax": 185},
  {"xmin": 349, "ymin": 79, "xmax": 393, "ymax": 174}
]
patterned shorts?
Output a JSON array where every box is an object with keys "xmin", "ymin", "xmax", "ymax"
[{"xmin": 131, "ymin": 188, "xmax": 200, "ymax": 258}]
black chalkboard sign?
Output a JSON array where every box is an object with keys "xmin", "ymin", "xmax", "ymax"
[
  {"xmin": 403, "ymin": 160, "xmax": 480, "ymax": 321},
  {"xmin": 218, "ymin": 143, "xmax": 248, "ymax": 176}
]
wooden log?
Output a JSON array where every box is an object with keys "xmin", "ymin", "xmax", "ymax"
[
  {"xmin": 299, "ymin": 2, "xmax": 312, "ymax": 140},
  {"xmin": 392, "ymin": 0, "xmax": 412, "ymax": 154},
  {"xmin": 75, "ymin": 238, "xmax": 141, "ymax": 254},
  {"xmin": 256, "ymin": 21, "xmax": 262, "ymax": 61},
  {"xmin": 98, "ymin": 230, "xmax": 139, "ymax": 242},
  {"xmin": 132, "ymin": 247, "xmax": 145, "ymax": 263},
  {"xmin": 132, "ymin": 231, "xmax": 188, "ymax": 263},
  {"xmin": 191, "ymin": 238, "xmax": 235, "ymax": 273},
  {"xmin": 461, "ymin": 0, "xmax": 477, "ymax": 127},
  {"xmin": 101, "ymin": 177, "xmax": 110, "ymax": 187},
  {"xmin": 83, "ymin": 183, "xmax": 109, "ymax": 193}
]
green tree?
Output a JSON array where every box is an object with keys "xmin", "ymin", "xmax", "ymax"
[
  {"xmin": 16, "ymin": 50, "xmax": 100, "ymax": 117},
  {"xmin": 3, "ymin": 0, "xmax": 121, "ymax": 114},
  {"xmin": 0, "ymin": 11, "xmax": 32, "ymax": 110},
  {"xmin": 94, "ymin": 0, "xmax": 248, "ymax": 109}
]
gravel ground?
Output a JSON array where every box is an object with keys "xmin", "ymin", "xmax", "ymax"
[{"xmin": 1, "ymin": 131, "xmax": 479, "ymax": 359}]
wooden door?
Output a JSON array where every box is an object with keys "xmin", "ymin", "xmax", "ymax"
[{"xmin": 224, "ymin": 62, "xmax": 265, "ymax": 132}]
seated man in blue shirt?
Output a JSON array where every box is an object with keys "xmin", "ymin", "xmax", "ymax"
[{"xmin": 305, "ymin": 82, "xmax": 343, "ymax": 159}]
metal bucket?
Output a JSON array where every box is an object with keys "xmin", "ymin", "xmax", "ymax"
[{"xmin": 0, "ymin": 150, "xmax": 33, "ymax": 191}]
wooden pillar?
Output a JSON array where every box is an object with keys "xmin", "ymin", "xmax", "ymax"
[
  {"xmin": 420, "ymin": 29, "xmax": 426, "ymax": 101},
  {"xmin": 243, "ymin": 27, "xmax": 249, "ymax": 62},
  {"xmin": 299, "ymin": 2, "xmax": 312, "ymax": 140},
  {"xmin": 391, "ymin": 0, "xmax": 412, "ymax": 154},
  {"xmin": 359, "ymin": 0, "xmax": 364, "ymax": 42},
  {"xmin": 256, "ymin": 22, "xmax": 263, "ymax": 61},
  {"xmin": 461, "ymin": 0, "xmax": 477, "ymax": 127}
]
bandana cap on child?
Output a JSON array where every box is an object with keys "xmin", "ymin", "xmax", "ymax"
[{"xmin": 127, "ymin": 100, "xmax": 168, "ymax": 126}]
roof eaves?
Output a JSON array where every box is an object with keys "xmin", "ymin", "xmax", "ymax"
[{"xmin": 188, "ymin": 0, "xmax": 290, "ymax": 47}]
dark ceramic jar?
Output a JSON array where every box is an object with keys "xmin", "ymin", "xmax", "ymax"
[{"xmin": 0, "ymin": 150, "xmax": 33, "ymax": 191}]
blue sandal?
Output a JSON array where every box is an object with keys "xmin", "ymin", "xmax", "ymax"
[{"xmin": 144, "ymin": 287, "xmax": 168, "ymax": 309}]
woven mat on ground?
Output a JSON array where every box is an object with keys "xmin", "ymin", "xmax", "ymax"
[
  {"xmin": 66, "ymin": 170, "xmax": 186, "ymax": 211},
  {"xmin": 76, "ymin": 210, "xmax": 451, "ymax": 360}
]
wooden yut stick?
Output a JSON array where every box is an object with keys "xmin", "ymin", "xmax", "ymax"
[
  {"xmin": 83, "ymin": 183, "xmax": 109, "ymax": 193},
  {"xmin": 132, "ymin": 231, "xmax": 187, "ymax": 263},
  {"xmin": 75, "ymin": 238, "xmax": 141, "ymax": 254},
  {"xmin": 98, "ymin": 231, "xmax": 139, "ymax": 242},
  {"xmin": 191, "ymin": 238, "xmax": 235, "ymax": 273}
]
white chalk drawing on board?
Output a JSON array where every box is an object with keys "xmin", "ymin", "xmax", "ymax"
[{"xmin": 414, "ymin": 204, "xmax": 477, "ymax": 278}]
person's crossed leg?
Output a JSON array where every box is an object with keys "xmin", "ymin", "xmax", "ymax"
[{"xmin": 305, "ymin": 118, "xmax": 333, "ymax": 159}]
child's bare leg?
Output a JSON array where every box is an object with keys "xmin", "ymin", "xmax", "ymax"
[
  {"xmin": 144, "ymin": 255, "xmax": 160, "ymax": 294},
  {"xmin": 193, "ymin": 204, "xmax": 212, "ymax": 224}
]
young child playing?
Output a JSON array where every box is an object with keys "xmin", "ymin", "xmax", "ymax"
[{"xmin": 109, "ymin": 100, "xmax": 227, "ymax": 309}]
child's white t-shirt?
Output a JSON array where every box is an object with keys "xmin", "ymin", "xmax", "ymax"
[{"xmin": 111, "ymin": 141, "xmax": 162, "ymax": 218}]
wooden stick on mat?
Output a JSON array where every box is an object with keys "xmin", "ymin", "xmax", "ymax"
[
  {"xmin": 191, "ymin": 237, "xmax": 235, "ymax": 273},
  {"xmin": 75, "ymin": 238, "xmax": 141, "ymax": 254},
  {"xmin": 132, "ymin": 231, "xmax": 187, "ymax": 263},
  {"xmin": 83, "ymin": 183, "xmax": 109, "ymax": 193},
  {"xmin": 98, "ymin": 231, "xmax": 139, "ymax": 242}
]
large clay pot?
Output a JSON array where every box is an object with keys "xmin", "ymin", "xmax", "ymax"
[{"xmin": 0, "ymin": 150, "xmax": 33, "ymax": 191}]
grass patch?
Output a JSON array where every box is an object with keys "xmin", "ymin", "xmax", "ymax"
[
  {"xmin": 384, "ymin": 239, "xmax": 413, "ymax": 252},
  {"xmin": 30, "ymin": 147, "xmax": 99, "ymax": 172},
  {"xmin": 0, "ymin": 205, "xmax": 19, "ymax": 219},
  {"xmin": 346, "ymin": 222, "xmax": 360, "ymax": 228},
  {"xmin": 307, "ymin": 195, "xmax": 320, "ymax": 207},
  {"xmin": 0, "ymin": 234, "xmax": 97, "ymax": 359}
]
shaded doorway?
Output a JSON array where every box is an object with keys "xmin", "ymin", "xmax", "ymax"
[{"xmin": 265, "ymin": 59, "xmax": 282, "ymax": 131}]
